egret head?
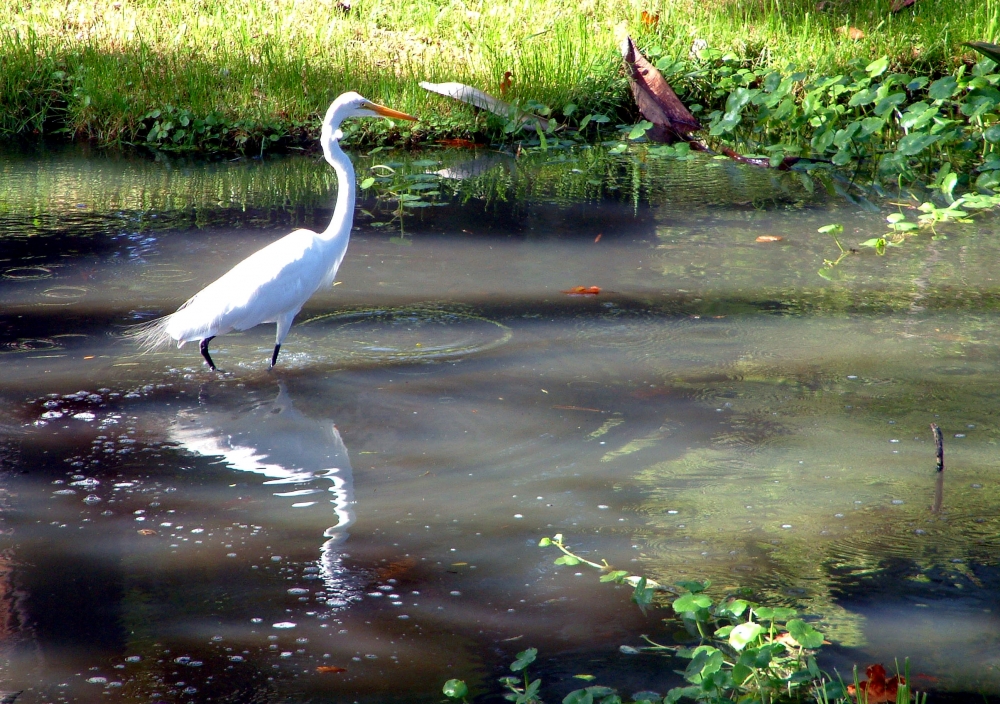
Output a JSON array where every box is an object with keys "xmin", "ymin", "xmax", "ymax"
[
  {"xmin": 321, "ymin": 92, "xmax": 417, "ymax": 162},
  {"xmin": 333, "ymin": 92, "xmax": 417, "ymax": 121}
]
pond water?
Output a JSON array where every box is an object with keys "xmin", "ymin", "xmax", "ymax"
[{"xmin": 2, "ymin": 143, "xmax": 1000, "ymax": 703}]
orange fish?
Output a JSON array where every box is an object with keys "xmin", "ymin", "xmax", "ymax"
[
  {"xmin": 562, "ymin": 286, "xmax": 601, "ymax": 296},
  {"xmin": 436, "ymin": 138, "xmax": 481, "ymax": 149}
]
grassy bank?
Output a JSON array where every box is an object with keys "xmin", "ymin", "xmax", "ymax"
[{"xmin": 1, "ymin": 0, "xmax": 998, "ymax": 153}]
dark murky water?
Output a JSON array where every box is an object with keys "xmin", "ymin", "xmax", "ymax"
[{"xmin": 3, "ymin": 143, "xmax": 1000, "ymax": 702}]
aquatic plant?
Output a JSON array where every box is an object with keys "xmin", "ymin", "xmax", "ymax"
[
  {"xmin": 608, "ymin": 45, "xmax": 1000, "ymax": 195},
  {"xmin": 442, "ymin": 535, "xmax": 928, "ymax": 704}
]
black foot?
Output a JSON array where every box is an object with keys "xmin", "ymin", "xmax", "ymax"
[
  {"xmin": 270, "ymin": 343, "xmax": 281, "ymax": 369},
  {"xmin": 200, "ymin": 336, "xmax": 218, "ymax": 371}
]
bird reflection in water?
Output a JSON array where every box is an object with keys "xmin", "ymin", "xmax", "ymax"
[{"xmin": 168, "ymin": 381, "xmax": 360, "ymax": 608}]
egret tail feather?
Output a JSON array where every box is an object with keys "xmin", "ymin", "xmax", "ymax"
[{"xmin": 123, "ymin": 315, "xmax": 175, "ymax": 352}]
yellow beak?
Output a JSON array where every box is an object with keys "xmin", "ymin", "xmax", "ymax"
[{"xmin": 367, "ymin": 102, "xmax": 418, "ymax": 121}]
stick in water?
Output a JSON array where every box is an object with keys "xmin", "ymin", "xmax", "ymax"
[{"xmin": 930, "ymin": 423, "xmax": 944, "ymax": 472}]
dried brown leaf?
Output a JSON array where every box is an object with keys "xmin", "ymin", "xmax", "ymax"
[{"xmin": 620, "ymin": 36, "xmax": 700, "ymax": 143}]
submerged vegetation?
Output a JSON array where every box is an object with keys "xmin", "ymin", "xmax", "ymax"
[{"xmin": 3, "ymin": 0, "xmax": 1000, "ymax": 176}]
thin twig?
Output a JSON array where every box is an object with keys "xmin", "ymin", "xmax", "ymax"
[{"xmin": 930, "ymin": 423, "xmax": 944, "ymax": 472}]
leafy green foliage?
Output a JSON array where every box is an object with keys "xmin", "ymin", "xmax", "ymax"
[
  {"xmin": 141, "ymin": 106, "xmax": 275, "ymax": 154},
  {"xmin": 628, "ymin": 46, "xmax": 1000, "ymax": 195},
  {"xmin": 499, "ymin": 649, "xmax": 543, "ymax": 704},
  {"xmin": 442, "ymin": 535, "xmax": 929, "ymax": 704}
]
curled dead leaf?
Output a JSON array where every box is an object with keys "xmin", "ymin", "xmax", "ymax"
[
  {"xmin": 620, "ymin": 36, "xmax": 701, "ymax": 143},
  {"xmin": 755, "ymin": 235, "xmax": 783, "ymax": 242},
  {"xmin": 316, "ymin": 666, "xmax": 347, "ymax": 674},
  {"xmin": 562, "ymin": 286, "xmax": 601, "ymax": 296}
]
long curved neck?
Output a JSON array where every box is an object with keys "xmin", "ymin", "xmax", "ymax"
[{"xmin": 321, "ymin": 135, "xmax": 355, "ymax": 243}]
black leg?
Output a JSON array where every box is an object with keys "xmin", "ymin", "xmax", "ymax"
[
  {"xmin": 270, "ymin": 343, "xmax": 281, "ymax": 369},
  {"xmin": 200, "ymin": 336, "xmax": 217, "ymax": 371}
]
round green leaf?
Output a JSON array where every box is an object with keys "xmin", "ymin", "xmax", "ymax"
[
  {"xmin": 896, "ymin": 133, "xmax": 940, "ymax": 156},
  {"xmin": 442, "ymin": 679, "xmax": 468, "ymax": 699},
  {"xmin": 786, "ymin": 619, "xmax": 824, "ymax": 648},
  {"xmin": 984, "ymin": 124, "xmax": 1000, "ymax": 143},
  {"xmin": 672, "ymin": 593, "xmax": 712, "ymax": 613},
  {"xmin": 728, "ymin": 622, "xmax": 764, "ymax": 650},
  {"xmin": 866, "ymin": 57, "xmax": 889, "ymax": 77},
  {"xmin": 675, "ymin": 579, "xmax": 710, "ymax": 593},
  {"xmin": 563, "ymin": 690, "xmax": 593, "ymax": 704},
  {"xmin": 928, "ymin": 75, "xmax": 958, "ymax": 101},
  {"xmin": 511, "ymin": 648, "xmax": 537, "ymax": 672}
]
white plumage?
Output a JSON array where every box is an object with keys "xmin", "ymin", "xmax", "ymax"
[{"xmin": 128, "ymin": 92, "xmax": 417, "ymax": 370}]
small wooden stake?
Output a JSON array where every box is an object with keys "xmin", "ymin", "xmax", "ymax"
[
  {"xmin": 930, "ymin": 423, "xmax": 944, "ymax": 472},
  {"xmin": 932, "ymin": 472, "xmax": 944, "ymax": 515}
]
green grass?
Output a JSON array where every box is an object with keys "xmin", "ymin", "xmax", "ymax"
[{"xmin": 1, "ymin": 0, "xmax": 998, "ymax": 149}]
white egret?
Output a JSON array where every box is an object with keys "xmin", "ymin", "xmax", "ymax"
[{"xmin": 129, "ymin": 92, "xmax": 417, "ymax": 370}]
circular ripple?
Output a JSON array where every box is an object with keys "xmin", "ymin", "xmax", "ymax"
[
  {"xmin": 574, "ymin": 310, "xmax": 752, "ymax": 370},
  {"xmin": 574, "ymin": 310, "xmax": 692, "ymax": 352},
  {"xmin": 1, "ymin": 338, "xmax": 62, "ymax": 353},
  {"xmin": 299, "ymin": 306, "xmax": 511, "ymax": 362},
  {"xmin": 41, "ymin": 286, "xmax": 88, "ymax": 300},
  {"xmin": 142, "ymin": 266, "xmax": 195, "ymax": 283},
  {"xmin": 4, "ymin": 266, "xmax": 53, "ymax": 280}
]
